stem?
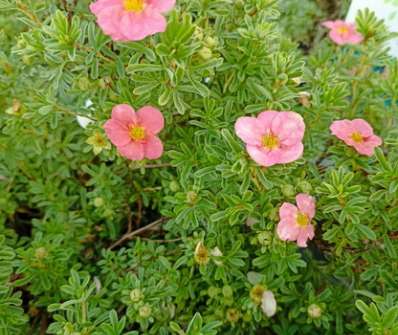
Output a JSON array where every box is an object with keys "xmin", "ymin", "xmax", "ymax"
[{"xmin": 108, "ymin": 217, "xmax": 167, "ymax": 250}]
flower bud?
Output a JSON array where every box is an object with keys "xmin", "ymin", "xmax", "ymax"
[
  {"xmin": 257, "ymin": 231, "xmax": 272, "ymax": 246},
  {"xmin": 298, "ymin": 91, "xmax": 311, "ymax": 108},
  {"xmin": 307, "ymin": 304, "xmax": 322, "ymax": 319},
  {"xmin": 186, "ymin": 191, "xmax": 198, "ymax": 205},
  {"xmin": 298, "ymin": 181, "xmax": 312, "ymax": 193},
  {"xmin": 139, "ymin": 304, "xmax": 152, "ymax": 318},
  {"xmin": 222, "ymin": 285, "xmax": 233, "ymax": 298},
  {"xmin": 204, "ymin": 36, "xmax": 218, "ymax": 48},
  {"xmin": 194, "ymin": 241, "xmax": 209, "ymax": 265},
  {"xmin": 35, "ymin": 247, "xmax": 48, "ymax": 260},
  {"xmin": 226, "ymin": 308, "xmax": 240, "ymax": 323},
  {"xmin": 199, "ymin": 47, "xmax": 213, "ymax": 60},
  {"xmin": 94, "ymin": 197, "xmax": 104, "ymax": 208},
  {"xmin": 281, "ymin": 184, "xmax": 295, "ymax": 197},
  {"xmin": 169, "ymin": 181, "xmax": 179, "ymax": 192},
  {"xmin": 130, "ymin": 288, "xmax": 143, "ymax": 302}
]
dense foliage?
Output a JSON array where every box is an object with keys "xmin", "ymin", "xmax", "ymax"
[{"xmin": 1, "ymin": 0, "xmax": 398, "ymax": 334}]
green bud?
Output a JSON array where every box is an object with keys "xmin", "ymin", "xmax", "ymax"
[
  {"xmin": 139, "ymin": 304, "xmax": 152, "ymax": 318},
  {"xmin": 198, "ymin": 47, "xmax": 213, "ymax": 60},
  {"xmin": 307, "ymin": 304, "xmax": 322, "ymax": 319},
  {"xmin": 298, "ymin": 181, "xmax": 313, "ymax": 193},
  {"xmin": 93, "ymin": 197, "xmax": 104, "ymax": 208},
  {"xmin": 222, "ymin": 285, "xmax": 233, "ymax": 298},
  {"xmin": 281, "ymin": 184, "xmax": 295, "ymax": 197},
  {"xmin": 130, "ymin": 288, "xmax": 143, "ymax": 302},
  {"xmin": 35, "ymin": 247, "xmax": 48, "ymax": 260}
]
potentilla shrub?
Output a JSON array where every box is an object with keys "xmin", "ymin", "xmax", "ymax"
[{"xmin": 0, "ymin": 0, "xmax": 398, "ymax": 334}]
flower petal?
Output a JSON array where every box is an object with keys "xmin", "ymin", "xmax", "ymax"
[
  {"xmin": 296, "ymin": 193, "xmax": 316, "ymax": 219},
  {"xmin": 118, "ymin": 142, "xmax": 145, "ymax": 160},
  {"xmin": 279, "ymin": 202, "xmax": 298, "ymax": 221},
  {"xmin": 271, "ymin": 112, "xmax": 305, "ymax": 146},
  {"xmin": 246, "ymin": 145, "xmax": 278, "ymax": 166},
  {"xmin": 137, "ymin": 106, "xmax": 164, "ymax": 135},
  {"xmin": 235, "ymin": 117, "xmax": 263, "ymax": 146},
  {"xmin": 277, "ymin": 219, "xmax": 300, "ymax": 242},
  {"xmin": 149, "ymin": 0, "xmax": 176, "ymax": 12},
  {"xmin": 112, "ymin": 104, "xmax": 137, "ymax": 125},
  {"xmin": 351, "ymin": 119, "xmax": 374, "ymax": 137},
  {"xmin": 144, "ymin": 136, "xmax": 164, "ymax": 159},
  {"xmin": 103, "ymin": 119, "xmax": 131, "ymax": 147},
  {"xmin": 296, "ymin": 225, "xmax": 315, "ymax": 247}
]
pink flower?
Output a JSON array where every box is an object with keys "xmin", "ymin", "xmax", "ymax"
[
  {"xmin": 330, "ymin": 119, "xmax": 382, "ymax": 156},
  {"xmin": 277, "ymin": 193, "xmax": 315, "ymax": 248},
  {"xmin": 104, "ymin": 104, "xmax": 164, "ymax": 160},
  {"xmin": 90, "ymin": 0, "xmax": 175, "ymax": 41},
  {"xmin": 322, "ymin": 20, "xmax": 363, "ymax": 45},
  {"xmin": 234, "ymin": 111, "xmax": 305, "ymax": 167}
]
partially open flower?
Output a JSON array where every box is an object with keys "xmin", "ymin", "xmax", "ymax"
[
  {"xmin": 308, "ymin": 304, "xmax": 322, "ymax": 319},
  {"xmin": 276, "ymin": 193, "xmax": 316, "ymax": 247},
  {"xmin": 104, "ymin": 104, "xmax": 164, "ymax": 161},
  {"xmin": 194, "ymin": 241, "xmax": 209, "ymax": 265},
  {"xmin": 330, "ymin": 119, "xmax": 382, "ymax": 156},
  {"xmin": 90, "ymin": 0, "xmax": 175, "ymax": 41},
  {"xmin": 250, "ymin": 284, "xmax": 265, "ymax": 305},
  {"xmin": 86, "ymin": 131, "xmax": 111, "ymax": 155},
  {"xmin": 235, "ymin": 111, "xmax": 305, "ymax": 167},
  {"xmin": 322, "ymin": 20, "xmax": 363, "ymax": 45}
]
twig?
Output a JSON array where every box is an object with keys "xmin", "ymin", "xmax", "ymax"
[
  {"xmin": 141, "ymin": 237, "xmax": 182, "ymax": 243},
  {"xmin": 142, "ymin": 163, "xmax": 173, "ymax": 169},
  {"xmin": 108, "ymin": 217, "xmax": 167, "ymax": 250},
  {"xmin": 126, "ymin": 205, "xmax": 133, "ymax": 233},
  {"xmin": 135, "ymin": 197, "xmax": 143, "ymax": 227}
]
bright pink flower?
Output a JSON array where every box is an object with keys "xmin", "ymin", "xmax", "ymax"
[
  {"xmin": 277, "ymin": 193, "xmax": 316, "ymax": 248},
  {"xmin": 322, "ymin": 20, "xmax": 363, "ymax": 45},
  {"xmin": 235, "ymin": 111, "xmax": 305, "ymax": 167},
  {"xmin": 330, "ymin": 119, "xmax": 382, "ymax": 156},
  {"xmin": 104, "ymin": 104, "xmax": 164, "ymax": 160},
  {"xmin": 90, "ymin": 0, "xmax": 175, "ymax": 41}
]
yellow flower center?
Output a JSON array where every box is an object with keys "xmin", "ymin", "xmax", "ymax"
[
  {"xmin": 262, "ymin": 133, "xmax": 280, "ymax": 150},
  {"xmin": 351, "ymin": 131, "xmax": 363, "ymax": 143},
  {"xmin": 123, "ymin": 0, "xmax": 145, "ymax": 12},
  {"xmin": 337, "ymin": 26, "xmax": 349, "ymax": 35},
  {"xmin": 296, "ymin": 212, "xmax": 309, "ymax": 227},
  {"xmin": 129, "ymin": 126, "xmax": 146, "ymax": 141}
]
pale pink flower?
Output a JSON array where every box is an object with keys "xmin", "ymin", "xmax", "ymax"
[
  {"xmin": 235, "ymin": 111, "xmax": 305, "ymax": 167},
  {"xmin": 104, "ymin": 104, "xmax": 164, "ymax": 160},
  {"xmin": 277, "ymin": 193, "xmax": 315, "ymax": 248},
  {"xmin": 90, "ymin": 0, "xmax": 175, "ymax": 41},
  {"xmin": 261, "ymin": 290, "xmax": 277, "ymax": 317},
  {"xmin": 322, "ymin": 20, "xmax": 363, "ymax": 45},
  {"xmin": 330, "ymin": 119, "xmax": 382, "ymax": 156}
]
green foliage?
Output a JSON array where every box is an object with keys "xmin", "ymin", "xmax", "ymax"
[{"xmin": 1, "ymin": 0, "xmax": 398, "ymax": 334}]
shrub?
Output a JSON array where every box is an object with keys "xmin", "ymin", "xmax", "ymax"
[{"xmin": 0, "ymin": 0, "xmax": 397, "ymax": 334}]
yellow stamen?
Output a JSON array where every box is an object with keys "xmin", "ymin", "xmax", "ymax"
[
  {"xmin": 337, "ymin": 26, "xmax": 349, "ymax": 35},
  {"xmin": 262, "ymin": 133, "xmax": 280, "ymax": 150},
  {"xmin": 296, "ymin": 212, "xmax": 309, "ymax": 227},
  {"xmin": 351, "ymin": 132, "xmax": 363, "ymax": 143},
  {"xmin": 129, "ymin": 126, "xmax": 146, "ymax": 141},
  {"xmin": 123, "ymin": 0, "xmax": 145, "ymax": 12}
]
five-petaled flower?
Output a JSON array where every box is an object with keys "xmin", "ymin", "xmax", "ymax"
[
  {"xmin": 330, "ymin": 119, "xmax": 382, "ymax": 156},
  {"xmin": 277, "ymin": 193, "xmax": 316, "ymax": 248},
  {"xmin": 322, "ymin": 20, "xmax": 363, "ymax": 45},
  {"xmin": 104, "ymin": 104, "xmax": 164, "ymax": 161},
  {"xmin": 90, "ymin": 0, "xmax": 175, "ymax": 41},
  {"xmin": 235, "ymin": 111, "xmax": 305, "ymax": 167}
]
